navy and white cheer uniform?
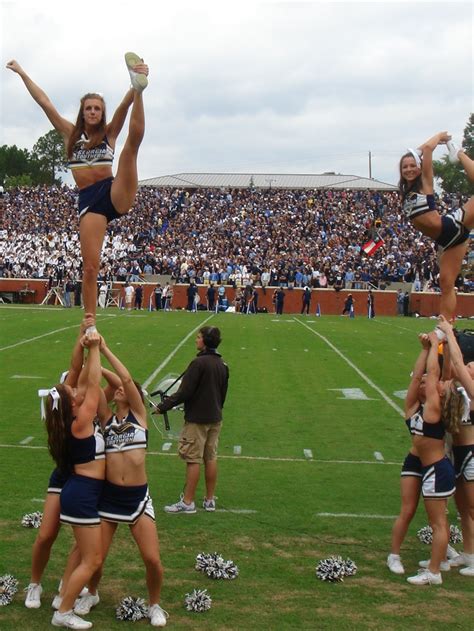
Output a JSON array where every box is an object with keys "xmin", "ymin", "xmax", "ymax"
[
  {"xmin": 47, "ymin": 467, "xmax": 70, "ymax": 494},
  {"xmin": 60, "ymin": 423, "xmax": 105, "ymax": 527},
  {"xmin": 453, "ymin": 410, "xmax": 474, "ymax": 482},
  {"xmin": 68, "ymin": 134, "xmax": 120, "ymax": 223},
  {"xmin": 98, "ymin": 413, "xmax": 155, "ymax": 524},
  {"xmin": 403, "ymin": 191, "xmax": 469, "ymax": 251},
  {"xmin": 406, "ymin": 406, "xmax": 455, "ymax": 499},
  {"xmin": 401, "ymin": 452, "xmax": 423, "ymax": 478}
]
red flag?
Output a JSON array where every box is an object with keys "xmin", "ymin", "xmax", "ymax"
[{"xmin": 362, "ymin": 235, "xmax": 384, "ymax": 256}]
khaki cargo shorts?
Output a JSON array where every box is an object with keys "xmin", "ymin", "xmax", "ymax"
[{"xmin": 178, "ymin": 422, "xmax": 222, "ymax": 464}]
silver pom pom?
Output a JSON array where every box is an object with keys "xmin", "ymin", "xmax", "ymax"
[
  {"xmin": 0, "ymin": 575, "xmax": 19, "ymax": 606},
  {"xmin": 417, "ymin": 525, "xmax": 433, "ymax": 545},
  {"xmin": 315, "ymin": 556, "xmax": 347, "ymax": 582},
  {"xmin": 449, "ymin": 525, "xmax": 463, "ymax": 545},
  {"xmin": 115, "ymin": 596, "xmax": 148, "ymax": 621},
  {"xmin": 21, "ymin": 511, "xmax": 43, "ymax": 528},
  {"xmin": 342, "ymin": 558, "xmax": 358, "ymax": 576},
  {"xmin": 184, "ymin": 588, "xmax": 212, "ymax": 612},
  {"xmin": 195, "ymin": 552, "xmax": 239, "ymax": 580}
]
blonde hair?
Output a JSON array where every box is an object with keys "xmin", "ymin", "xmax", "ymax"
[{"xmin": 441, "ymin": 381, "xmax": 465, "ymax": 435}]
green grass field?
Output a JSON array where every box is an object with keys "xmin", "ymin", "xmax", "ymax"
[{"xmin": 0, "ymin": 306, "xmax": 472, "ymax": 630}]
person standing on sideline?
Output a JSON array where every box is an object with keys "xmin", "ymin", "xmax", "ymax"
[
  {"xmin": 367, "ymin": 290, "xmax": 375, "ymax": 318},
  {"xmin": 207, "ymin": 283, "xmax": 216, "ymax": 311},
  {"xmin": 134, "ymin": 284, "xmax": 143, "ymax": 310},
  {"xmin": 154, "ymin": 283, "xmax": 162, "ymax": 311},
  {"xmin": 397, "ymin": 289, "xmax": 405, "ymax": 316},
  {"xmin": 157, "ymin": 327, "xmax": 229, "ymax": 513},
  {"xmin": 124, "ymin": 282, "xmax": 134, "ymax": 311},
  {"xmin": 275, "ymin": 287, "xmax": 285, "ymax": 315},
  {"xmin": 301, "ymin": 286, "xmax": 311, "ymax": 315}
]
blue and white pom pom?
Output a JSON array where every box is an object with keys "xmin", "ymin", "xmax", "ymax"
[
  {"xmin": 0, "ymin": 575, "xmax": 19, "ymax": 606},
  {"xmin": 184, "ymin": 588, "xmax": 212, "ymax": 612},
  {"xmin": 195, "ymin": 552, "xmax": 239, "ymax": 580},
  {"xmin": 115, "ymin": 596, "xmax": 148, "ymax": 621},
  {"xmin": 417, "ymin": 525, "xmax": 433, "ymax": 545},
  {"xmin": 342, "ymin": 558, "xmax": 358, "ymax": 577},
  {"xmin": 449, "ymin": 525, "xmax": 463, "ymax": 545},
  {"xmin": 21, "ymin": 511, "xmax": 43, "ymax": 528},
  {"xmin": 315, "ymin": 556, "xmax": 347, "ymax": 582}
]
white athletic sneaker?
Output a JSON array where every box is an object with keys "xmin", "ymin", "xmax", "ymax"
[
  {"xmin": 51, "ymin": 610, "xmax": 92, "ymax": 629},
  {"xmin": 459, "ymin": 565, "xmax": 474, "ymax": 577},
  {"xmin": 449, "ymin": 553, "xmax": 466, "ymax": 567},
  {"xmin": 418, "ymin": 559, "xmax": 451, "ymax": 571},
  {"xmin": 446, "ymin": 140, "xmax": 461, "ymax": 163},
  {"xmin": 386, "ymin": 554, "xmax": 405, "ymax": 575},
  {"xmin": 125, "ymin": 52, "xmax": 148, "ymax": 93},
  {"xmin": 407, "ymin": 569, "xmax": 442, "ymax": 585},
  {"xmin": 74, "ymin": 592, "xmax": 99, "ymax": 615},
  {"xmin": 203, "ymin": 497, "xmax": 216, "ymax": 512},
  {"xmin": 164, "ymin": 494, "xmax": 196, "ymax": 514},
  {"xmin": 52, "ymin": 594, "xmax": 63, "ymax": 610},
  {"xmin": 446, "ymin": 544, "xmax": 459, "ymax": 560},
  {"xmin": 149, "ymin": 603, "xmax": 169, "ymax": 627},
  {"xmin": 25, "ymin": 582, "xmax": 42, "ymax": 608}
]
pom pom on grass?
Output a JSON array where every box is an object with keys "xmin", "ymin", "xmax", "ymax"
[
  {"xmin": 316, "ymin": 556, "xmax": 347, "ymax": 582},
  {"xmin": 449, "ymin": 525, "xmax": 463, "ymax": 545},
  {"xmin": 195, "ymin": 552, "xmax": 239, "ymax": 580},
  {"xmin": 21, "ymin": 511, "xmax": 43, "ymax": 528},
  {"xmin": 418, "ymin": 524, "xmax": 463, "ymax": 545},
  {"xmin": 184, "ymin": 588, "xmax": 212, "ymax": 613},
  {"xmin": 0, "ymin": 575, "xmax": 19, "ymax": 606},
  {"xmin": 417, "ymin": 525, "xmax": 433, "ymax": 545},
  {"xmin": 115, "ymin": 596, "xmax": 148, "ymax": 621},
  {"xmin": 342, "ymin": 558, "xmax": 358, "ymax": 576}
]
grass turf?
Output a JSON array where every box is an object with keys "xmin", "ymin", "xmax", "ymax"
[{"xmin": 0, "ymin": 306, "xmax": 472, "ymax": 630}]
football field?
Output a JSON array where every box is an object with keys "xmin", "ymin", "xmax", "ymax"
[{"xmin": 0, "ymin": 306, "xmax": 472, "ymax": 630}]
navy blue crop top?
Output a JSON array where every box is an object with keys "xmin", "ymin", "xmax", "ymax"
[
  {"xmin": 405, "ymin": 406, "xmax": 445, "ymax": 440},
  {"xmin": 69, "ymin": 422, "xmax": 105, "ymax": 465}
]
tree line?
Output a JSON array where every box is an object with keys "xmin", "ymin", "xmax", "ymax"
[{"xmin": 1, "ymin": 114, "xmax": 472, "ymax": 193}]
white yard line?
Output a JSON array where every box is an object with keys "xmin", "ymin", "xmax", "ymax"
[
  {"xmin": 142, "ymin": 314, "xmax": 215, "ymax": 389},
  {"xmin": 20, "ymin": 436, "xmax": 34, "ymax": 445},
  {"xmin": 315, "ymin": 512, "xmax": 398, "ymax": 519},
  {"xmin": 0, "ymin": 316, "xmax": 113, "ymax": 352},
  {"xmin": 294, "ymin": 318, "xmax": 404, "ymax": 417},
  {"xmin": 0, "ymin": 443, "xmax": 402, "ymax": 466}
]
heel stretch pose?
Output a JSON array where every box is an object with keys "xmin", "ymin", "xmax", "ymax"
[
  {"xmin": 399, "ymin": 132, "xmax": 474, "ymax": 319},
  {"xmin": 6, "ymin": 54, "xmax": 148, "ymax": 325}
]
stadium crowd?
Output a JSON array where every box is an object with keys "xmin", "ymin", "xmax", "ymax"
[{"xmin": 1, "ymin": 184, "xmax": 472, "ymax": 292}]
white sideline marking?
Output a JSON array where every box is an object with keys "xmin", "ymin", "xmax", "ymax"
[
  {"xmin": 233, "ymin": 445, "xmax": 242, "ymax": 455},
  {"xmin": 215, "ymin": 509, "xmax": 257, "ymax": 514},
  {"xmin": 294, "ymin": 318, "xmax": 404, "ymax": 417},
  {"xmin": 304, "ymin": 449, "xmax": 313, "ymax": 459},
  {"xmin": 394, "ymin": 390, "xmax": 408, "ymax": 400},
  {"xmin": 20, "ymin": 436, "xmax": 34, "ymax": 445},
  {"xmin": 142, "ymin": 314, "xmax": 215, "ymax": 389},
  {"xmin": 32, "ymin": 498, "xmax": 45, "ymax": 503},
  {"xmin": 162, "ymin": 442, "xmax": 172, "ymax": 451},
  {"xmin": 329, "ymin": 388, "xmax": 376, "ymax": 401},
  {"xmin": 374, "ymin": 451, "xmax": 384, "ymax": 461},
  {"xmin": 11, "ymin": 375, "xmax": 42, "ymax": 379},
  {"xmin": 0, "ymin": 443, "xmax": 402, "ymax": 466},
  {"xmin": 315, "ymin": 512, "xmax": 398, "ymax": 520}
]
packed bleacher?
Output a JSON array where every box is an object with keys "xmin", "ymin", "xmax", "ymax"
[{"xmin": 1, "ymin": 184, "xmax": 472, "ymax": 292}]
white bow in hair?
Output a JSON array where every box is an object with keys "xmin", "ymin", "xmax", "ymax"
[
  {"xmin": 407, "ymin": 147, "xmax": 422, "ymax": 169},
  {"xmin": 456, "ymin": 386, "xmax": 471, "ymax": 423},
  {"xmin": 39, "ymin": 387, "xmax": 61, "ymax": 420}
]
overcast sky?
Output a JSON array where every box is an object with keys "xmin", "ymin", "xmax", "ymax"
[{"xmin": 1, "ymin": 0, "xmax": 472, "ymax": 186}]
